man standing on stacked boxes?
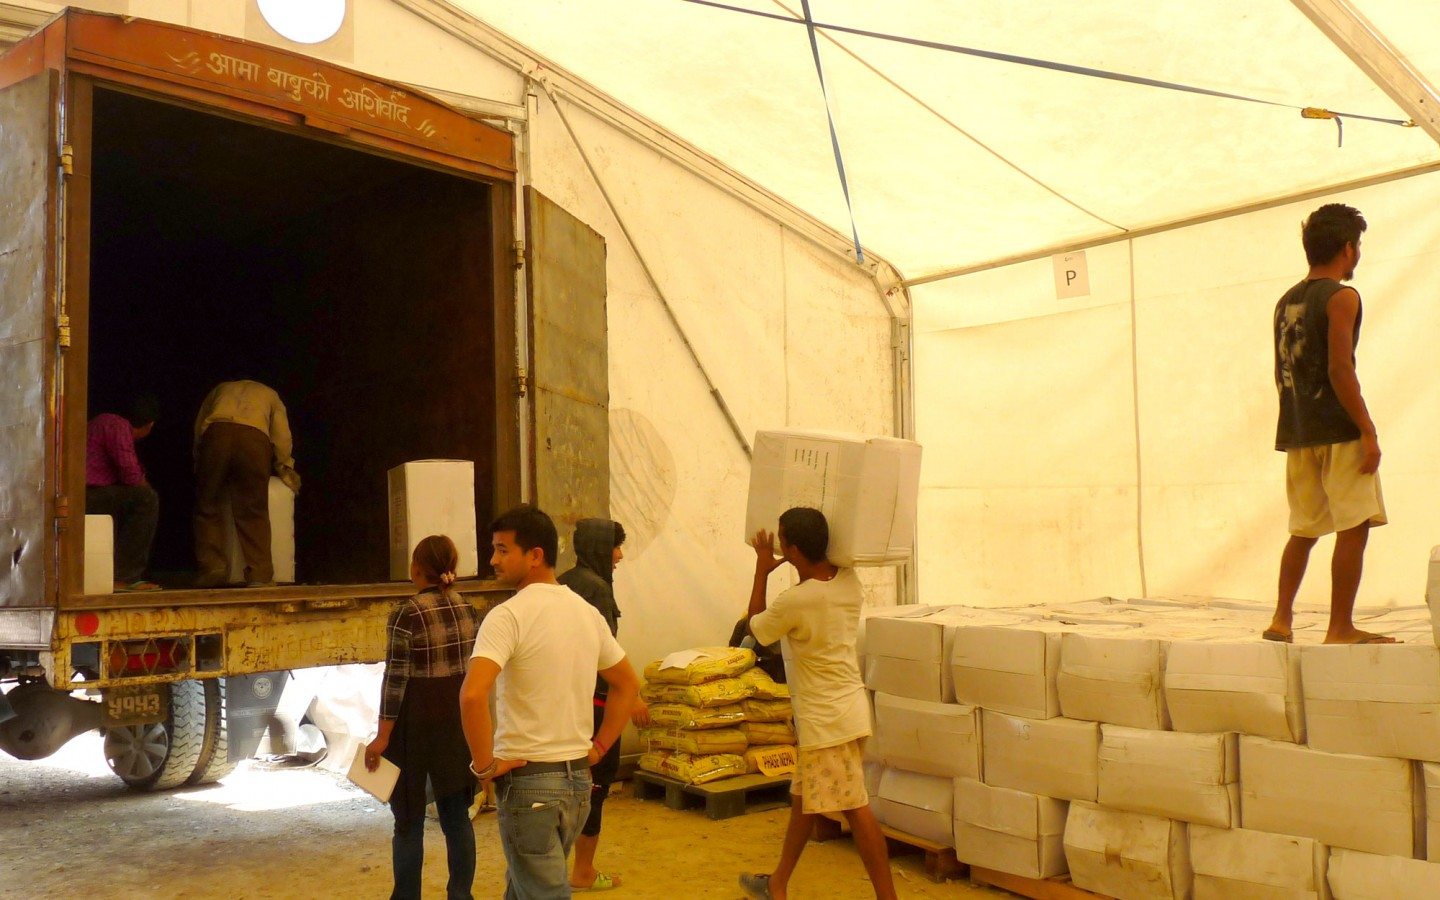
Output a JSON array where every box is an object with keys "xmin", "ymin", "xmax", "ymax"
[{"xmin": 738, "ymin": 507, "xmax": 897, "ymax": 900}]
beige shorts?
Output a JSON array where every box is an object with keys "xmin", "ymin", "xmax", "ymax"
[
  {"xmin": 1286, "ymin": 440, "xmax": 1387, "ymax": 538},
  {"xmin": 790, "ymin": 738, "xmax": 868, "ymax": 815}
]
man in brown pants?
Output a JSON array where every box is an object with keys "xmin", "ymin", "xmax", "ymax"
[{"xmin": 193, "ymin": 380, "xmax": 298, "ymax": 588}]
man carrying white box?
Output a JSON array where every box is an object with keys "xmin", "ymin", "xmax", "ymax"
[{"xmin": 738, "ymin": 508, "xmax": 896, "ymax": 900}]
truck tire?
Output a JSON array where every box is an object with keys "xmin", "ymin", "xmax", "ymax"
[
  {"xmin": 102, "ymin": 680, "xmax": 207, "ymax": 791},
  {"xmin": 187, "ymin": 678, "xmax": 237, "ymax": 785}
]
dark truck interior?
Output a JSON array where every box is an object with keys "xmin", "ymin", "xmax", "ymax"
[{"xmin": 85, "ymin": 87, "xmax": 498, "ymax": 586}]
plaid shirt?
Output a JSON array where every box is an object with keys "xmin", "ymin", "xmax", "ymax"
[{"xmin": 379, "ymin": 588, "xmax": 480, "ymax": 720}]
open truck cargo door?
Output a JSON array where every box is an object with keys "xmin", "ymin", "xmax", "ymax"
[
  {"xmin": 525, "ymin": 188, "xmax": 608, "ymax": 571},
  {"xmin": 0, "ymin": 71, "xmax": 59, "ymax": 644}
]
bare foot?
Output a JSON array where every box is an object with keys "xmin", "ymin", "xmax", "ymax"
[{"xmin": 1323, "ymin": 629, "xmax": 1398, "ymax": 645}]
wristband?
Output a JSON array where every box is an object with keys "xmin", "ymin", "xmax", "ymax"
[
  {"xmin": 592, "ymin": 738, "xmax": 610, "ymax": 756},
  {"xmin": 469, "ymin": 759, "xmax": 497, "ymax": 780}
]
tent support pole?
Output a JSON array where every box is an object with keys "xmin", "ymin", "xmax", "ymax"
[{"xmin": 1290, "ymin": 0, "xmax": 1440, "ymax": 147}]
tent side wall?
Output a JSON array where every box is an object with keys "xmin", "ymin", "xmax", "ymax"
[
  {"xmin": 915, "ymin": 169, "xmax": 1440, "ymax": 609},
  {"xmin": 0, "ymin": 1, "xmax": 899, "ymax": 669}
]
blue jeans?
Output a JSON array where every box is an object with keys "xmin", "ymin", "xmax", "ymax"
[
  {"xmin": 392, "ymin": 790, "xmax": 476, "ymax": 900},
  {"xmin": 497, "ymin": 768, "xmax": 592, "ymax": 899}
]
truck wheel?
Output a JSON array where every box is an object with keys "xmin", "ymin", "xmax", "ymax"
[
  {"xmin": 102, "ymin": 680, "xmax": 207, "ymax": 791},
  {"xmin": 187, "ymin": 678, "xmax": 237, "ymax": 785}
]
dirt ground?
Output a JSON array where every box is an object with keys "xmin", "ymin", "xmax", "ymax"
[{"xmin": 0, "ymin": 734, "xmax": 1008, "ymax": 900}]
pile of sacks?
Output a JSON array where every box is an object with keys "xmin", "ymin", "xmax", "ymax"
[
  {"xmin": 859, "ymin": 597, "xmax": 1440, "ymax": 898},
  {"xmin": 637, "ymin": 646, "xmax": 797, "ymax": 785}
]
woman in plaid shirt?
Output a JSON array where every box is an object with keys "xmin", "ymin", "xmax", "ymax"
[{"xmin": 366, "ymin": 535, "xmax": 481, "ymax": 900}]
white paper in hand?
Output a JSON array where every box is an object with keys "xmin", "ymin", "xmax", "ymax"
[{"xmin": 347, "ymin": 744, "xmax": 400, "ymax": 803}]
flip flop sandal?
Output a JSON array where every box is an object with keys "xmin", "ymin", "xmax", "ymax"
[
  {"xmin": 739, "ymin": 873, "xmax": 773, "ymax": 900},
  {"xmin": 1261, "ymin": 629, "xmax": 1293, "ymax": 643},
  {"xmin": 573, "ymin": 872, "xmax": 620, "ymax": 892}
]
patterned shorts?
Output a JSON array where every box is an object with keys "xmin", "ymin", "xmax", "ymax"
[{"xmin": 790, "ymin": 738, "xmax": 868, "ymax": 814}]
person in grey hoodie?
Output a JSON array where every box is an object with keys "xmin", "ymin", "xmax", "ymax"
[{"xmin": 559, "ymin": 518, "xmax": 647, "ymax": 891}]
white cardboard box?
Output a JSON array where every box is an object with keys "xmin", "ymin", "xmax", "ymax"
[
  {"xmin": 863, "ymin": 761, "xmax": 884, "ymax": 798},
  {"xmin": 1240, "ymin": 736, "xmax": 1417, "ymax": 857},
  {"xmin": 744, "ymin": 429, "xmax": 921, "ymax": 567},
  {"xmin": 223, "ymin": 476, "xmax": 296, "ymax": 583},
  {"xmin": 872, "ymin": 692, "xmax": 981, "ymax": 780},
  {"xmin": 870, "ymin": 768, "xmax": 954, "ymax": 847},
  {"xmin": 1424, "ymin": 762, "xmax": 1440, "ymax": 861},
  {"xmin": 953, "ymin": 626, "xmax": 1062, "ymax": 719},
  {"xmin": 1165, "ymin": 640, "xmax": 1304, "ymax": 742},
  {"xmin": 864, "ymin": 607, "xmax": 996, "ymax": 702},
  {"xmin": 1098, "ymin": 726, "xmax": 1238, "ymax": 828},
  {"xmin": 982, "ymin": 711, "xmax": 1099, "ymax": 803},
  {"xmin": 1300, "ymin": 644, "xmax": 1440, "ymax": 762},
  {"xmin": 1064, "ymin": 802, "xmax": 1191, "ymax": 900},
  {"xmin": 83, "ymin": 514, "xmax": 113, "ymax": 594},
  {"xmin": 1059, "ymin": 633, "xmax": 1169, "ymax": 729},
  {"xmin": 1189, "ymin": 824, "xmax": 1329, "ymax": 900},
  {"xmin": 1327, "ymin": 849, "xmax": 1440, "ymax": 899},
  {"xmin": 953, "ymin": 777, "xmax": 1068, "ymax": 880},
  {"xmin": 387, "ymin": 460, "xmax": 479, "ymax": 581}
]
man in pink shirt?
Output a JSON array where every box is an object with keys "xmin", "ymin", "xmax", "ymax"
[{"xmin": 85, "ymin": 397, "xmax": 161, "ymax": 592}]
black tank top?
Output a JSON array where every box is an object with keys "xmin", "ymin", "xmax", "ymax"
[{"xmin": 1273, "ymin": 278, "xmax": 1362, "ymax": 450}]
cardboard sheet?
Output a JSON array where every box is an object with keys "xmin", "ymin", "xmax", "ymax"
[
  {"xmin": 1164, "ymin": 640, "xmax": 1304, "ymax": 742},
  {"xmin": 1300, "ymin": 644, "xmax": 1440, "ymax": 762},
  {"xmin": 1239, "ymin": 736, "xmax": 1416, "ymax": 857},
  {"xmin": 872, "ymin": 692, "xmax": 981, "ymax": 780},
  {"xmin": 83, "ymin": 514, "xmax": 113, "ymax": 595},
  {"xmin": 1063, "ymin": 801, "xmax": 1191, "ymax": 900},
  {"xmin": 1189, "ymin": 824, "xmax": 1329, "ymax": 900},
  {"xmin": 953, "ymin": 777, "xmax": 1068, "ymax": 880},
  {"xmin": 981, "ymin": 711, "xmax": 1099, "ymax": 803},
  {"xmin": 1097, "ymin": 726, "xmax": 1238, "ymax": 828},
  {"xmin": 1059, "ymin": 633, "xmax": 1169, "ymax": 729}
]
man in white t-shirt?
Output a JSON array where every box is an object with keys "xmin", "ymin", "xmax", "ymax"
[
  {"xmin": 739, "ymin": 507, "xmax": 897, "ymax": 900},
  {"xmin": 460, "ymin": 505, "xmax": 641, "ymax": 899}
]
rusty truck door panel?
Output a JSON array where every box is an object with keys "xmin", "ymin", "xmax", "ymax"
[
  {"xmin": 0, "ymin": 72, "xmax": 57, "ymax": 620},
  {"xmin": 524, "ymin": 188, "xmax": 608, "ymax": 570}
]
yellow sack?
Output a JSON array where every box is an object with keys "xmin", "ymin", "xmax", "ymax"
[
  {"xmin": 741, "ymin": 720, "xmax": 796, "ymax": 746},
  {"xmin": 644, "ymin": 647, "xmax": 757, "ymax": 685},
  {"xmin": 744, "ymin": 745, "xmax": 799, "ymax": 776},
  {"xmin": 642, "ymin": 727, "xmax": 748, "ymax": 755},
  {"xmin": 740, "ymin": 667, "xmax": 790, "ymax": 700},
  {"xmin": 638, "ymin": 750, "xmax": 673, "ymax": 775},
  {"xmin": 741, "ymin": 698, "xmax": 793, "ymax": 723},
  {"xmin": 647, "ymin": 703, "xmax": 746, "ymax": 730},
  {"xmin": 642, "ymin": 677, "xmax": 753, "ymax": 708},
  {"xmin": 656, "ymin": 751, "xmax": 746, "ymax": 785}
]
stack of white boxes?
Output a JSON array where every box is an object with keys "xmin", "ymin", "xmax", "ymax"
[{"xmin": 857, "ymin": 598, "xmax": 1440, "ymax": 898}]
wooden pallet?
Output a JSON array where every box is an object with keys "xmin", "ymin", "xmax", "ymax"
[
  {"xmin": 632, "ymin": 771, "xmax": 792, "ymax": 820},
  {"xmin": 812, "ymin": 812, "xmax": 965, "ymax": 883},
  {"xmin": 968, "ymin": 866, "xmax": 1108, "ymax": 900}
]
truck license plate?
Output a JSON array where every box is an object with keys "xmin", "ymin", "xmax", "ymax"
[{"xmin": 102, "ymin": 684, "xmax": 167, "ymax": 727}]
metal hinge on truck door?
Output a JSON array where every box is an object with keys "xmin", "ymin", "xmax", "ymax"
[
  {"xmin": 60, "ymin": 143, "xmax": 74, "ymax": 177},
  {"xmin": 514, "ymin": 367, "xmax": 529, "ymax": 398},
  {"xmin": 57, "ymin": 313, "xmax": 70, "ymax": 348}
]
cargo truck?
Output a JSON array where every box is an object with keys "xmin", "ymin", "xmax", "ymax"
[{"xmin": 0, "ymin": 10, "xmax": 608, "ymax": 789}]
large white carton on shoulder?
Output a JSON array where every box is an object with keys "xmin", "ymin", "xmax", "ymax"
[
  {"xmin": 872, "ymin": 692, "xmax": 981, "ymax": 780},
  {"xmin": 1098, "ymin": 726, "xmax": 1238, "ymax": 828},
  {"xmin": 224, "ymin": 476, "xmax": 296, "ymax": 583},
  {"xmin": 953, "ymin": 626, "xmax": 1062, "ymax": 719},
  {"xmin": 1240, "ymin": 736, "xmax": 1416, "ymax": 857},
  {"xmin": 387, "ymin": 460, "xmax": 479, "ymax": 581},
  {"xmin": 1064, "ymin": 802, "xmax": 1191, "ymax": 900},
  {"xmin": 982, "ymin": 710, "xmax": 1099, "ymax": 803},
  {"xmin": 744, "ymin": 429, "xmax": 921, "ymax": 567},
  {"xmin": 1189, "ymin": 824, "xmax": 1329, "ymax": 900},
  {"xmin": 1327, "ymin": 849, "xmax": 1440, "ymax": 899},
  {"xmin": 870, "ymin": 768, "xmax": 953, "ymax": 847},
  {"xmin": 1300, "ymin": 643, "xmax": 1440, "ymax": 762},
  {"xmin": 1059, "ymin": 633, "xmax": 1169, "ymax": 729},
  {"xmin": 1165, "ymin": 641, "xmax": 1304, "ymax": 742},
  {"xmin": 83, "ymin": 514, "xmax": 113, "ymax": 594},
  {"xmin": 953, "ymin": 778, "xmax": 1067, "ymax": 880}
]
